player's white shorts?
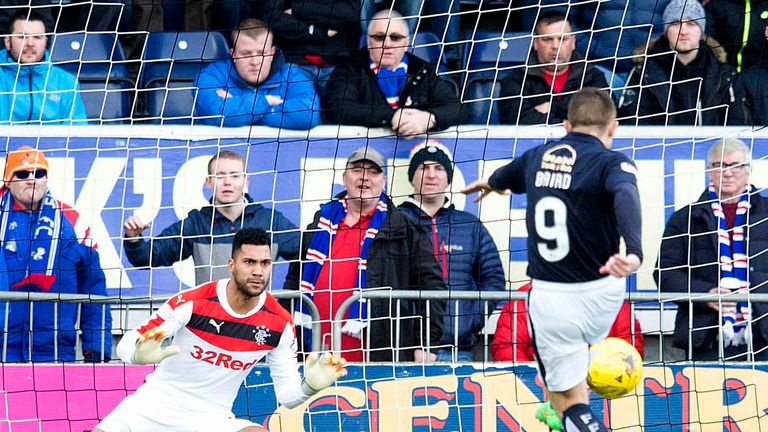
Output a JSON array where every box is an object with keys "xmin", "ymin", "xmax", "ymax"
[
  {"xmin": 95, "ymin": 386, "xmax": 260, "ymax": 432},
  {"xmin": 527, "ymin": 275, "xmax": 625, "ymax": 392}
]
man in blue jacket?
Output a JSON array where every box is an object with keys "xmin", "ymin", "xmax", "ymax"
[
  {"xmin": 0, "ymin": 10, "xmax": 88, "ymax": 124},
  {"xmin": 194, "ymin": 18, "xmax": 319, "ymax": 129},
  {"xmin": 123, "ymin": 150, "xmax": 301, "ymax": 287},
  {"xmin": 399, "ymin": 140, "xmax": 506, "ymax": 362},
  {"xmin": 0, "ymin": 146, "xmax": 111, "ymax": 362}
]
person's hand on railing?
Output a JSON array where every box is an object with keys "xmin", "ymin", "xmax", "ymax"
[
  {"xmin": 413, "ymin": 349, "xmax": 437, "ymax": 363},
  {"xmin": 341, "ymin": 319, "xmax": 367, "ymax": 339}
]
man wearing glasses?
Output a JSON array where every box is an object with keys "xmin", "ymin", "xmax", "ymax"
[
  {"xmin": 655, "ymin": 138, "xmax": 768, "ymax": 361},
  {"xmin": 324, "ymin": 10, "xmax": 462, "ymax": 137},
  {"xmin": 0, "ymin": 146, "xmax": 111, "ymax": 362}
]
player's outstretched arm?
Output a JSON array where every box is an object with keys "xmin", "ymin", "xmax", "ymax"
[
  {"xmin": 301, "ymin": 352, "xmax": 348, "ymax": 395},
  {"xmin": 599, "ymin": 253, "xmax": 641, "ymax": 278},
  {"xmin": 460, "ymin": 179, "xmax": 497, "ymax": 202},
  {"xmin": 129, "ymin": 328, "xmax": 181, "ymax": 365}
]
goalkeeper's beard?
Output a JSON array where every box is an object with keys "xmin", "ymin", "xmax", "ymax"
[{"xmin": 233, "ymin": 273, "xmax": 269, "ymax": 299}]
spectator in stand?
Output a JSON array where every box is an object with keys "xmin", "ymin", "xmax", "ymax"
[
  {"xmin": 0, "ymin": 11, "xmax": 87, "ymax": 124},
  {"xmin": 360, "ymin": 1, "xmax": 461, "ymax": 64},
  {"xmin": 398, "ymin": 140, "xmax": 505, "ymax": 362},
  {"xmin": 123, "ymin": 150, "xmax": 300, "ymax": 287},
  {"xmin": 617, "ymin": 0, "xmax": 750, "ymax": 125},
  {"xmin": 284, "ymin": 147, "xmax": 446, "ymax": 362},
  {"xmin": 741, "ymin": 12, "xmax": 768, "ymax": 125},
  {"xmin": 194, "ymin": 18, "xmax": 319, "ymax": 129},
  {"xmin": 492, "ymin": 283, "xmax": 644, "ymax": 362},
  {"xmin": 705, "ymin": 0, "xmax": 768, "ymax": 72},
  {"xmin": 569, "ymin": 0, "xmax": 671, "ymax": 89},
  {"xmin": 0, "ymin": 146, "xmax": 111, "ymax": 362},
  {"xmin": 243, "ymin": 0, "xmax": 360, "ymax": 98},
  {"xmin": 325, "ymin": 10, "xmax": 462, "ymax": 137},
  {"xmin": 655, "ymin": 139, "xmax": 768, "ymax": 361},
  {"xmin": 498, "ymin": 10, "xmax": 608, "ymax": 125}
]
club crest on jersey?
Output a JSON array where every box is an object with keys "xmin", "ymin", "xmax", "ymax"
[{"xmin": 253, "ymin": 325, "xmax": 271, "ymax": 345}]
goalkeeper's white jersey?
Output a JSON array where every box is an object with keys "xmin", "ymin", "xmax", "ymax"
[{"xmin": 116, "ymin": 279, "xmax": 304, "ymax": 415}]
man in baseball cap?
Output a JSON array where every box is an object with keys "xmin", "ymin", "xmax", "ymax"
[
  {"xmin": 0, "ymin": 145, "xmax": 112, "ymax": 362},
  {"xmin": 284, "ymin": 145, "xmax": 446, "ymax": 363},
  {"xmin": 398, "ymin": 139, "xmax": 505, "ymax": 362}
]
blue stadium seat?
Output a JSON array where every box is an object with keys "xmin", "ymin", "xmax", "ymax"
[
  {"xmin": 464, "ymin": 77, "xmax": 502, "ymax": 124},
  {"xmin": 409, "ymin": 32, "xmax": 445, "ymax": 69},
  {"xmin": 138, "ymin": 31, "xmax": 230, "ymax": 123},
  {"xmin": 462, "ymin": 32, "xmax": 531, "ymax": 80},
  {"xmin": 49, "ymin": 33, "xmax": 133, "ymax": 122}
]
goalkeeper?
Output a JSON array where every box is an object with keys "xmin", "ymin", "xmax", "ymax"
[{"xmin": 95, "ymin": 227, "xmax": 347, "ymax": 432}]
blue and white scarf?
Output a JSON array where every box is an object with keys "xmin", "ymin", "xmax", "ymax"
[
  {"xmin": 296, "ymin": 194, "xmax": 388, "ymax": 343},
  {"xmin": 0, "ymin": 187, "xmax": 61, "ymax": 291},
  {"xmin": 371, "ymin": 54, "xmax": 408, "ymax": 109},
  {"xmin": 709, "ymin": 183, "xmax": 751, "ymax": 347}
]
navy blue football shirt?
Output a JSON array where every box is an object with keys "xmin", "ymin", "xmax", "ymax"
[{"xmin": 489, "ymin": 132, "xmax": 642, "ymax": 283}]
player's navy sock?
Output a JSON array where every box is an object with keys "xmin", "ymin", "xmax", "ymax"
[{"xmin": 562, "ymin": 403, "xmax": 608, "ymax": 432}]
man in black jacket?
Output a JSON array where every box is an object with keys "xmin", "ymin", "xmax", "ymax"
[
  {"xmin": 283, "ymin": 147, "xmax": 446, "ymax": 362},
  {"xmin": 324, "ymin": 10, "xmax": 462, "ymax": 137},
  {"xmin": 741, "ymin": 13, "xmax": 768, "ymax": 126},
  {"xmin": 655, "ymin": 139, "xmax": 768, "ymax": 361},
  {"xmin": 617, "ymin": 0, "xmax": 750, "ymax": 126},
  {"xmin": 498, "ymin": 10, "xmax": 608, "ymax": 125}
]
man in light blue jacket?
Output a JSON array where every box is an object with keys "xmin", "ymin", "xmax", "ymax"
[
  {"xmin": 0, "ymin": 10, "xmax": 87, "ymax": 124},
  {"xmin": 195, "ymin": 18, "xmax": 320, "ymax": 129}
]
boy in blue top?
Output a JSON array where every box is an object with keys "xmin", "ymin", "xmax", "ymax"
[{"xmin": 194, "ymin": 18, "xmax": 319, "ymax": 129}]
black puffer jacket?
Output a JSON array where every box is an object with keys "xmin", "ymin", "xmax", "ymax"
[
  {"xmin": 283, "ymin": 194, "xmax": 447, "ymax": 362},
  {"xmin": 617, "ymin": 36, "xmax": 750, "ymax": 126},
  {"xmin": 497, "ymin": 50, "xmax": 608, "ymax": 125},
  {"xmin": 653, "ymin": 188, "xmax": 768, "ymax": 351},
  {"xmin": 324, "ymin": 51, "xmax": 463, "ymax": 130}
]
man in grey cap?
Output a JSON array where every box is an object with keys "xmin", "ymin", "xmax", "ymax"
[
  {"xmin": 618, "ymin": 0, "xmax": 749, "ymax": 126},
  {"xmin": 284, "ymin": 146, "xmax": 446, "ymax": 363}
]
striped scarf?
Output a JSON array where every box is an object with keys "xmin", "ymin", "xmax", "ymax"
[
  {"xmin": 371, "ymin": 54, "xmax": 408, "ymax": 109},
  {"xmin": 709, "ymin": 183, "xmax": 751, "ymax": 347},
  {"xmin": 0, "ymin": 187, "xmax": 61, "ymax": 291},
  {"xmin": 296, "ymin": 194, "xmax": 389, "ymax": 343}
]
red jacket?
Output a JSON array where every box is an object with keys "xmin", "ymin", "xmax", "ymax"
[{"xmin": 491, "ymin": 283, "xmax": 644, "ymax": 362}]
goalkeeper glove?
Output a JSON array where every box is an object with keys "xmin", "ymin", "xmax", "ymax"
[
  {"xmin": 301, "ymin": 352, "xmax": 348, "ymax": 395},
  {"xmin": 132, "ymin": 327, "xmax": 180, "ymax": 365}
]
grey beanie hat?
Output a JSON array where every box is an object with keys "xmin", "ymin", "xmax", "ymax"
[{"xmin": 663, "ymin": 0, "xmax": 706, "ymax": 34}]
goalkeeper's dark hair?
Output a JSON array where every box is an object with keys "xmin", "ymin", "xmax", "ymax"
[
  {"xmin": 567, "ymin": 87, "xmax": 616, "ymax": 130},
  {"xmin": 232, "ymin": 227, "xmax": 271, "ymax": 257}
]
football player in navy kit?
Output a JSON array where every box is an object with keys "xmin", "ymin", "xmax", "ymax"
[{"xmin": 463, "ymin": 88, "xmax": 643, "ymax": 432}]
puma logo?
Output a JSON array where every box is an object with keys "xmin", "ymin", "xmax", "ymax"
[{"xmin": 209, "ymin": 319, "xmax": 224, "ymax": 333}]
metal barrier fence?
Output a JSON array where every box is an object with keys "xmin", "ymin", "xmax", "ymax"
[{"xmin": 2, "ymin": 290, "xmax": 768, "ymax": 362}]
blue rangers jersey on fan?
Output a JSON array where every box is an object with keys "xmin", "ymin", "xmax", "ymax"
[{"xmin": 489, "ymin": 132, "xmax": 640, "ymax": 283}]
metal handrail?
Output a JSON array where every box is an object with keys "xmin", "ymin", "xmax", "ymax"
[{"xmin": 0, "ymin": 290, "xmax": 323, "ymax": 355}]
